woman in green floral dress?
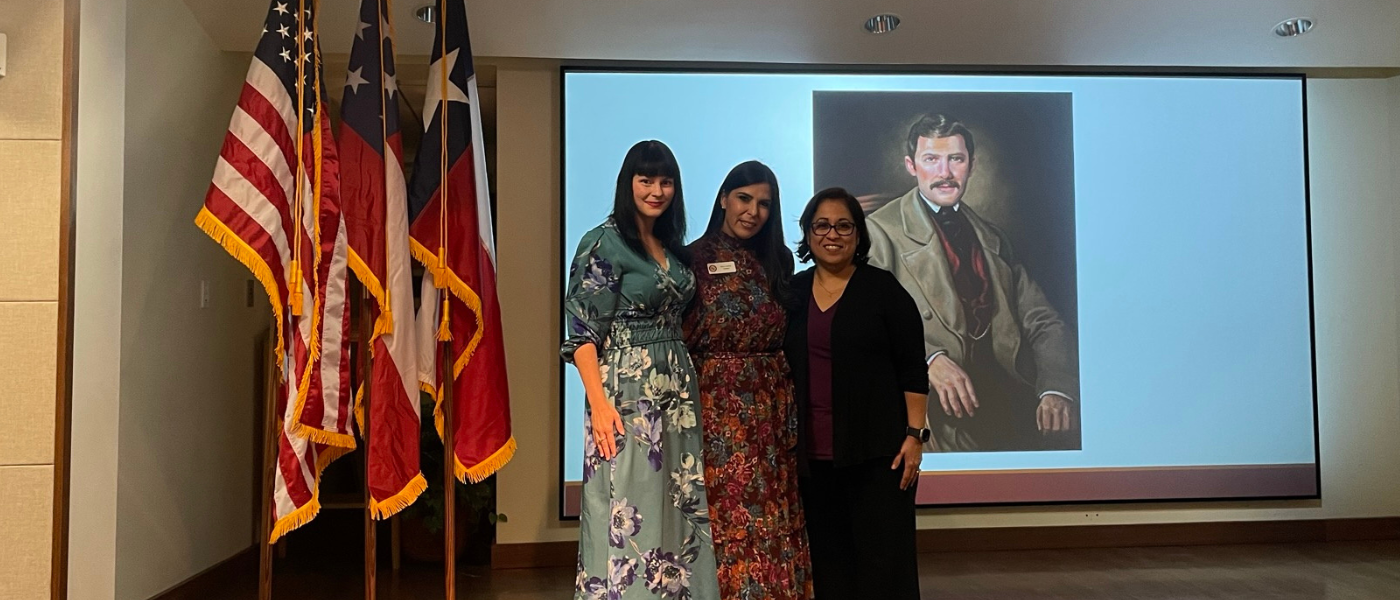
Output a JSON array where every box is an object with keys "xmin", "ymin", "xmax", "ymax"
[{"xmin": 562, "ymin": 140, "xmax": 720, "ymax": 600}]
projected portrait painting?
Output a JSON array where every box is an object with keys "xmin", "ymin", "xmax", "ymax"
[{"xmin": 813, "ymin": 91, "xmax": 1082, "ymax": 453}]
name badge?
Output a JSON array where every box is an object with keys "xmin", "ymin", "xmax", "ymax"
[{"xmin": 707, "ymin": 261, "xmax": 737, "ymax": 275}]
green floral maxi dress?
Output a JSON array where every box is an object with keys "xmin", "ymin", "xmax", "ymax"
[{"xmin": 562, "ymin": 219, "xmax": 720, "ymax": 600}]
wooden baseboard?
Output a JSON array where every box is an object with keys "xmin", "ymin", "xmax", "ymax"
[
  {"xmin": 149, "ymin": 545, "xmax": 256, "ymax": 600},
  {"xmin": 493, "ymin": 538, "xmax": 579, "ymax": 570},
  {"xmin": 490, "ymin": 517, "xmax": 1400, "ymax": 570},
  {"xmin": 913, "ymin": 517, "xmax": 1400, "ymax": 553},
  {"xmin": 1324, "ymin": 517, "xmax": 1400, "ymax": 541}
]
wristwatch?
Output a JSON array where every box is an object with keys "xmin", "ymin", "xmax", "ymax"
[{"xmin": 906, "ymin": 426, "xmax": 931, "ymax": 443}]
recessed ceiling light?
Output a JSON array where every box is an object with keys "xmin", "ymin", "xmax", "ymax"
[
  {"xmin": 415, "ymin": 5, "xmax": 437, "ymax": 24},
  {"xmin": 1273, "ymin": 18, "xmax": 1313, "ymax": 37},
  {"xmin": 864, "ymin": 14, "xmax": 901, "ymax": 35}
]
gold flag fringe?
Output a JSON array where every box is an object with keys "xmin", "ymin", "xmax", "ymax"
[
  {"xmin": 347, "ymin": 247, "xmax": 394, "ymax": 343},
  {"xmin": 353, "ymin": 383, "xmax": 366, "ymax": 435},
  {"xmin": 195, "ymin": 207, "xmax": 286, "ymax": 373},
  {"xmin": 426, "ymin": 378, "xmax": 515, "ymax": 484},
  {"xmin": 286, "ymin": 346, "xmax": 357, "ymax": 449},
  {"xmin": 407, "ymin": 240, "xmax": 487, "ymax": 378},
  {"xmin": 369, "ymin": 473, "xmax": 428, "ymax": 520},
  {"xmin": 268, "ymin": 443, "xmax": 352, "ymax": 545},
  {"xmin": 460, "ymin": 436, "xmax": 517, "ymax": 484},
  {"xmin": 290, "ymin": 419, "xmax": 358, "ymax": 449}
]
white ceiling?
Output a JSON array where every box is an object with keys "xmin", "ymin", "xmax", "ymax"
[{"xmin": 184, "ymin": 0, "xmax": 1400, "ymax": 68}]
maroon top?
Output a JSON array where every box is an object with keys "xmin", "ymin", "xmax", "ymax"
[{"xmin": 806, "ymin": 295, "xmax": 839, "ymax": 460}]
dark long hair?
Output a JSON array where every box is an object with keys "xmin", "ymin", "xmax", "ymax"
[
  {"xmin": 701, "ymin": 161, "xmax": 794, "ymax": 304},
  {"xmin": 796, "ymin": 187, "xmax": 871, "ymax": 265},
  {"xmin": 611, "ymin": 140, "xmax": 688, "ymax": 261}
]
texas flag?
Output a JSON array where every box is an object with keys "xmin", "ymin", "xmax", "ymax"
[{"xmin": 407, "ymin": 0, "xmax": 515, "ymax": 483}]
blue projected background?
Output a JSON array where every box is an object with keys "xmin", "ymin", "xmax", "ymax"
[{"xmin": 559, "ymin": 71, "xmax": 1315, "ymax": 507}]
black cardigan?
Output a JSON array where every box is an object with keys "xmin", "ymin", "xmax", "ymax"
[{"xmin": 785, "ymin": 264, "xmax": 930, "ymax": 470}]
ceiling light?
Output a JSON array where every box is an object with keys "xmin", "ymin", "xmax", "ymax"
[
  {"xmin": 415, "ymin": 5, "xmax": 437, "ymax": 24},
  {"xmin": 1273, "ymin": 18, "xmax": 1313, "ymax": 37},
  {"xmin": 864, "ymin": 14, "xmax": 901, "ymax": 35}
]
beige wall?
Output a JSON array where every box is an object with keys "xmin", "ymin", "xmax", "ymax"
[
  {"xmin": 492, "ymin": 65, "xmax": 1400, "ymax": 545},
  {"xmin": 69, "ymin": 0, "xmax": 125, "ymax": 597},
  {"xmin": 493, "ymin": 60, "xmax": 579, "ymax": 545},
  {"xmin": 112, "ymin": 0, "xmax": 261, "ymax": 598},
  {"xmin": 0, "ymin": 0, "xmax": 65, "ymax": 598}
]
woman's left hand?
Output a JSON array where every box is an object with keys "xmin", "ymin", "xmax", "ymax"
[{"xmin": 891, "ymin": 437, "xmax": 924, "ymax": 490}]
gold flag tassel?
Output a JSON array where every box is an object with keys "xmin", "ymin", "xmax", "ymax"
[
  {"xmin": 289, "ymin": 260, "xmax": 304, "ymax": 316},
  {"xmin": 379, "ymin": 288, "xmax": 394, "ymax": 336},
  {"xmin": 437, "ymin": 293, "xmax": 452, "ymax": 342},
  {"xmin": 288, "ymin": 0, "xmax": 307, "ymax": 318},
  {"xmin": 436, "ymin": 247, "xmax": 452, "ymax": 342}
]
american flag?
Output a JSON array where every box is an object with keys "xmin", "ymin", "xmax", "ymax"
[
  {"xmin": 194, "ymin": 0, "xmax": 354, "ymax": 543},
  {"xmin": 340, "ymin": 0, "xmax": 427, "ymax": 518},
  {"xmin": 409, "ymin": 0, "xmax": 515, "ymax": 483}
]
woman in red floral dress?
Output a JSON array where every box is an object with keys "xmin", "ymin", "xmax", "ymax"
[{"xmin": 683, "ymin": 161, "xmax": 813, "ymax": 600}]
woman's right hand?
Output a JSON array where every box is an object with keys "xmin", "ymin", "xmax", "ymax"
[
  {"xmin": 590, "ymin": 401, "xmax": 627, "ymax": 461},
  {"xmin": 572, "ymin": 343, "xmax": 624, "ymax": 460}
]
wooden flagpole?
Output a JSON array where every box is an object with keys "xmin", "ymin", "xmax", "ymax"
[
  {"xmin": 359, "ymin": 287, "xmax": 378, "ymax": 600},
  {"xmin": 442, "ymin": 343, "xmax": 457, "ymax": 598},
  {"xmin": 434, "ymin": 0, "xmax": 457, "ymax": 595},
  {"xmin": 258, "ymin": 332, "xmax": 279, "ymax": 600}
]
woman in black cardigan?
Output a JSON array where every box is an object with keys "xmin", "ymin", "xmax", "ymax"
[{"xmin": 785, "ymin": 187, "xmax": 930, "ymax": 600}]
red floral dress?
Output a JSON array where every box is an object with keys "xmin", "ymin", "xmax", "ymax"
[{"xmin": 683, "ymin": 233, "xmax": 814, "ymax": 600}]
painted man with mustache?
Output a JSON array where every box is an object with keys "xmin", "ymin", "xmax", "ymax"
[{"xmin": 867, "ymin": 113, "xmax": 1080, "ymax": 452}]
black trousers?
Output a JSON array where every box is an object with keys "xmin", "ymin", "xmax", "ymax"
[{"xmin": 800, "ymin": 458, "xmax": 920, "ymax": 600}]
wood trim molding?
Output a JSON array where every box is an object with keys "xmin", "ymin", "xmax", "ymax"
[
  {"xmin": 490, "ymin": 517, "xmax": 1400, "ymax": 570},
  {"xmin": 148, "ymin": 546, "xmax": 257, "ymax": 600},
  {"xmin": 51, "ymin": 0, "xmax": 81, "ymax": 597}
]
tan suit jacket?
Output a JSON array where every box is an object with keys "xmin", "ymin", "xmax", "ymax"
[{"xmin": 867, "ymin": 189, "xmax": 1080, "ymax": 406}]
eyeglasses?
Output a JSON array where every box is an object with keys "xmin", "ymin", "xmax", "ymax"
[{"xmin": 811, "ymin": 220, "xmax": 856, "ymax": 237}]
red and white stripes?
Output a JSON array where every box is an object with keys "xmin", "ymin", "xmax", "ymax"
[{"xmin": 196, "ymin": 9, "xmax": 354, "ymax": 542}]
